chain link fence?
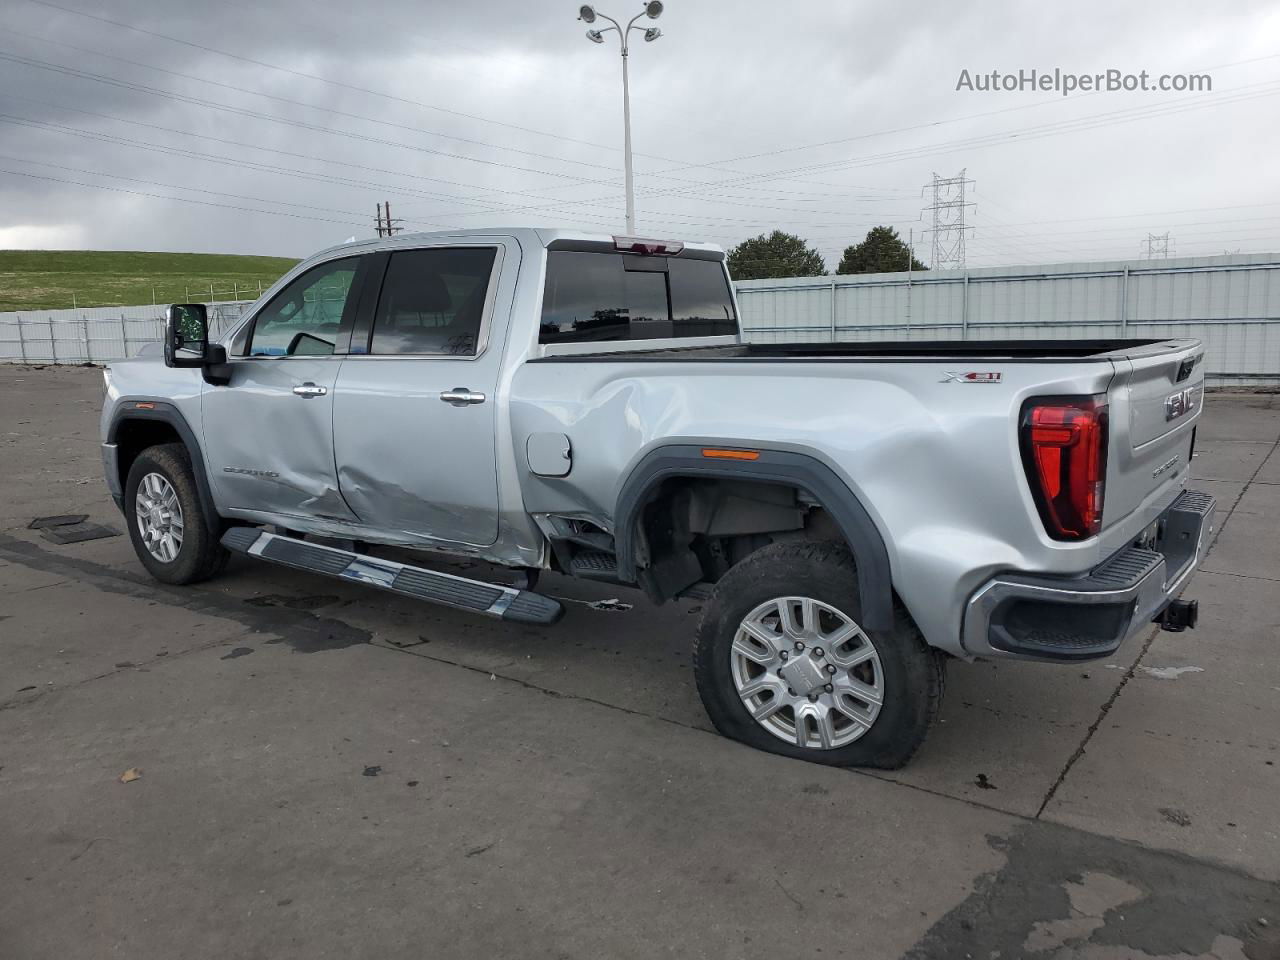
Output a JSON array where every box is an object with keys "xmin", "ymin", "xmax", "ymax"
[{"xmin": 0, "ymin": 302, "xmax": 252, "ymax": 364}]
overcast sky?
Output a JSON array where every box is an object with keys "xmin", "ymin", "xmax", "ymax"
[{"xmin": 2, "ymin": 0, "xmax": 1278, "ymax": 268}]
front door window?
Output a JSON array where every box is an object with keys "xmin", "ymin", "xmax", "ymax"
[{"xmin": 248, "ymin": 257, "xmax": 359, "ymax": 357}]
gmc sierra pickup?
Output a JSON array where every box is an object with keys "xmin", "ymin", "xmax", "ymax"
[{"xmin": 100, "ymin": 228, "xmax": 1214, "ymax": 768}]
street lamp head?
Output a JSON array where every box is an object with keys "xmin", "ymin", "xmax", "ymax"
[
  {"xmin": 578, "ymin": 4, "xmax": 597, "ymax": 22},
  {"xmin": 644, "ymin": 1, "xmax": 663, "ymax": 18},
  {"xmin": 585, "ymin": 28, "xmax": 605, "ymax": 42},
  {"xmin": 643, "ymin": 26, "xmax": 661, "ymax": 41}
]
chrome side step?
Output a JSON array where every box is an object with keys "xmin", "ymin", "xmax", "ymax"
[{"xmin": 220, "ymin": 528, "xmax": 563, "ymax": 625}]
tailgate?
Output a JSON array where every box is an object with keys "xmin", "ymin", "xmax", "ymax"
[{"xmin": 1104, "ymin": 341, "xmax": 1205, "ymax": 527}]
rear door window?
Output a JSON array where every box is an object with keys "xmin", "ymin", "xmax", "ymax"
[
  {"xmin": 369, "ymin": 247, "xmax": 497, "ymax": 356},
  {"xmin": 539, "ymin": 251, "xmax": 737, "ymax": 345}
]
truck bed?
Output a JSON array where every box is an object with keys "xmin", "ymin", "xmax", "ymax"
[{"xmin": 535, "ymin": 338, "xmax": 1176, "ymax": 362}]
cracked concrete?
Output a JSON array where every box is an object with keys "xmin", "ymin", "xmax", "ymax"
[{"xmin": 1, "ymin": 366, "xmax": 1278, "ymax": 958}]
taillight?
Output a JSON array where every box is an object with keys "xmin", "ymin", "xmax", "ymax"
[{"xmin": 1020, "ymin": 394, "xmax": 1108, "ymax": 540}]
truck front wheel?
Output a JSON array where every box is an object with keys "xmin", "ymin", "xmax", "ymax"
[
  {"xmin": 693, "ymin": 541, "xmax": 944, "ymax": 769},
  {"xmin": 124, "ymin": 443, "xmax": 228, "ymax": 585}
]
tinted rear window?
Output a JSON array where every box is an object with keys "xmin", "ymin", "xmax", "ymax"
[{"xmin": 539, "ymin": 251, "xmax": 737, "ymax": 344}]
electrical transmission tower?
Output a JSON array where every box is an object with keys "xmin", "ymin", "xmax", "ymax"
[
  {"xmin": 375, "ymin": 200, "xmax": 404, "ymax": 238},
  {"xmin": 1142, "ymin": 232, "xmax": 1172, "ymax": 259},
  {"xmin": 922, "ymin": 170, "xmax": 975, "ymax": 270}
]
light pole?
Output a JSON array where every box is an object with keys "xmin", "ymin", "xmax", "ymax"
[{"xmin": 578, "ymin": 2, "xmax": 664, "ymax": 235}]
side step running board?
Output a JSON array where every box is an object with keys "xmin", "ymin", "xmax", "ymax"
[{"xmin": 221, "ymin": 528, "xmax": 563, "ymax": 625}]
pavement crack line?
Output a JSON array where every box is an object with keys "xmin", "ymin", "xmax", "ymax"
[
  {"xmin": 1033, "ymin": 436, "xmax": 1279, "ymax": 820},
  {"xmin": 1199, "ymin": 568, "xmax": 1280, "ymax": 583},
  {"xmin": 1032, "ymin": 623, "xmax": 1162, "ymax": 820}
]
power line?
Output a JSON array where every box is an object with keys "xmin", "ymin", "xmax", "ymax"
[
  {"xmin": 626, "ymin": 52, "xmax": 1280, "ymax": 185},
  {"xmin": 0, "ymin": 94, "xmax": 917, "ymax": 224},
  {"xmin": 21, "ymin": 0, "xmax": 629, "ymax": 156},
  {"xmin": 0, "ymin": 110, "xmax": 899, "ymax": 235},
  {"xmin": 0, "ymin": 50, "xmax": 631, "ymax": 186},
  {"xmin": 519, "ymin": 78, "xmax": 1280, "ymax": 218},
  {"xmin": 15, "ymin": 0, "xmax": 1280, "ymax": 227},
  {"xmin": 12, "ymin": 26, "xmax": 902, "ymax": 201},
  {"xmin": 1, "ymin": 29, "xmax": 639, "ymax": 177},
  {"xmin": 0, "ymin": 153, "xmax": 371, "ymax": 219},
  {"xmin": 0, "ymin": 113, "xmax": 911, "ymax": 239},
  {"xmin": 12, "ymin": 0, "xmax": 920, "ymax": 196},
  {"xmin": 0, "ymin": 113, "xmax": 502, "ymax": 217},
  {"xmin": 0, "ymin": 166, "xmax": 366, "ymax": 226},
  {"xmin": 0, "ymin": 95, "xmax": 596, "ymax": 211}
]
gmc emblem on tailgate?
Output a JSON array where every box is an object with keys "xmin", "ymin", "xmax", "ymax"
[{"xmin": 1165, "ymin": 386, "xmax": 1198, "ymax": 421}]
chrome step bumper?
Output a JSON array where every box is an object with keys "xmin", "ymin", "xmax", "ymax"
[
  {"xmin": 221, "ymin": 528, "xmax": 563, "ymax": 626},
  {"xmin": 961, "ymin": 490, "xmax": 1216, "ymax": 662}
]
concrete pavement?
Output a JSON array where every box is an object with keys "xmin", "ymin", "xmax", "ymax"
[{"xmin": 1, "ymin": 366, "xmax": 1277, "ymax": 959}]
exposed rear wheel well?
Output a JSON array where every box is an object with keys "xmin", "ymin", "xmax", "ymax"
[{"xmin": 633, "ymin": 477, "xmax": 846, "ymax": 602}]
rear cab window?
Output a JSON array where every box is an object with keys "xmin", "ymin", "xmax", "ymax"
[{"xmin": 539, "ymin": 250, "xmax": 738, "ymax": 345}]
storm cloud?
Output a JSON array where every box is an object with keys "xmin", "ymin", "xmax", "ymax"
[{"xmin": 1, "ymin": 0, "xmax": 1277, "ymax": 267}]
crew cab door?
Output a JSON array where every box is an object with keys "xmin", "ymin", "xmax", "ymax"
[
  {"xmin": 331, "ymin": 243, "xmax": 511, "ymax": 545},
  {"xmin": 201, "ymin": 255, "xmax": 368, "ymax": 521}
]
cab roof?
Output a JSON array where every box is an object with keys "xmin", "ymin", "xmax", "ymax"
[{"xmin": 302, "ymin": 227, "xmax": 724, "ymax": 265}]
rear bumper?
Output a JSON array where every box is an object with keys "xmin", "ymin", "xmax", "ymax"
[{"xmin": 962, "ymin": 490, "xmax": 1216, "ymax": 662}]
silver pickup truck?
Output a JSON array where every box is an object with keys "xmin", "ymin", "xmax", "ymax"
[{"xmin": 100, "ymin": 228, "xmax": 1213, "ymax": 768}]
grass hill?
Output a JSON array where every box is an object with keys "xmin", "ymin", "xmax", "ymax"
[{"xmin": 0, "ymin": 250, "xmax": 301, "ymax": 312}]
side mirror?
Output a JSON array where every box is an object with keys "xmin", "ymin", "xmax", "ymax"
[{"xmin": 164, "ymin": 304, "xmax": 209, "ymax": 368}]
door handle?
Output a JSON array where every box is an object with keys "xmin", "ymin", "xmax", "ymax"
[
  {"xmin": 292, "ymin": 382, "xmax": 328, "ymax": 398},
  {"xmin": 440, "ymin": 388, "xmax": 486, "ymax": 406}
]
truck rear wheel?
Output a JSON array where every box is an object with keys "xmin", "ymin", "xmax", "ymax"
[
  {"xmin": 693, "ymin": 541, "xmax": 944, "ymax": 769},
  {"xmin": 125, "ymin": 443, "xmax": 228, "ymax": 585}
]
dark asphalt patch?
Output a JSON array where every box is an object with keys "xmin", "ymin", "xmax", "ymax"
[
  {"xmin": 0, "ymin": 533, "xmax": 371, "ymax": 656},
  {"xmin": 39, "ymin": 523, "xmax": 119, "ymax": 545},
  {"xmin": 244, "ymin": 594, "xmax": 341, "ymax": 611},
  {"xmin": 905, "ymin": 820, "xmax": 1280, "ymax": 959},
  {"xmin": 387, "ymin": 635, "xmax": 430, "ymax": 649},
  {"xmin": 28, "ymin": 515, "xmax": 88, "ymax": 530},
  {"xmin": 220, "ymin": 647, "xmax": 255, "ymax": 660}
]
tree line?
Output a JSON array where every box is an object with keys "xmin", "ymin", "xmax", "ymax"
[{"xmin": 726, "ymin": 226, "xmax": 927, "ymax": 280}]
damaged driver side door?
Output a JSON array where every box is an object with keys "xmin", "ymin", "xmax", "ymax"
[{"xmin": 201, "ymin": 255, "xmax": 366, "ymax": 523}]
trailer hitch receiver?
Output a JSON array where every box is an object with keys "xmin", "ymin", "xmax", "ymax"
[{"xmin": 1155, "ymin": 598, "xmax": 1198, "ymax": 632}]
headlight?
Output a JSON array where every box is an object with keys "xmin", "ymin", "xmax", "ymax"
[{"xmin": 101, "ymin": 366, "xmax": 112, "ymax": 401}]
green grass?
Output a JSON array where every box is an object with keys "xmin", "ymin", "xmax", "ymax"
[{"xmin": 0, "ymin": 250, "xmax": 301, "ymax": 312}]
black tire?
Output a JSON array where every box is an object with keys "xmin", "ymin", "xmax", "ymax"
[
  {"xmin": 124, "ymin": 443, "xmax": 229, "ymax": 585},
  {"xmin": 693, "ymin": 540, "xmax": 944, "ymax": 769}
]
